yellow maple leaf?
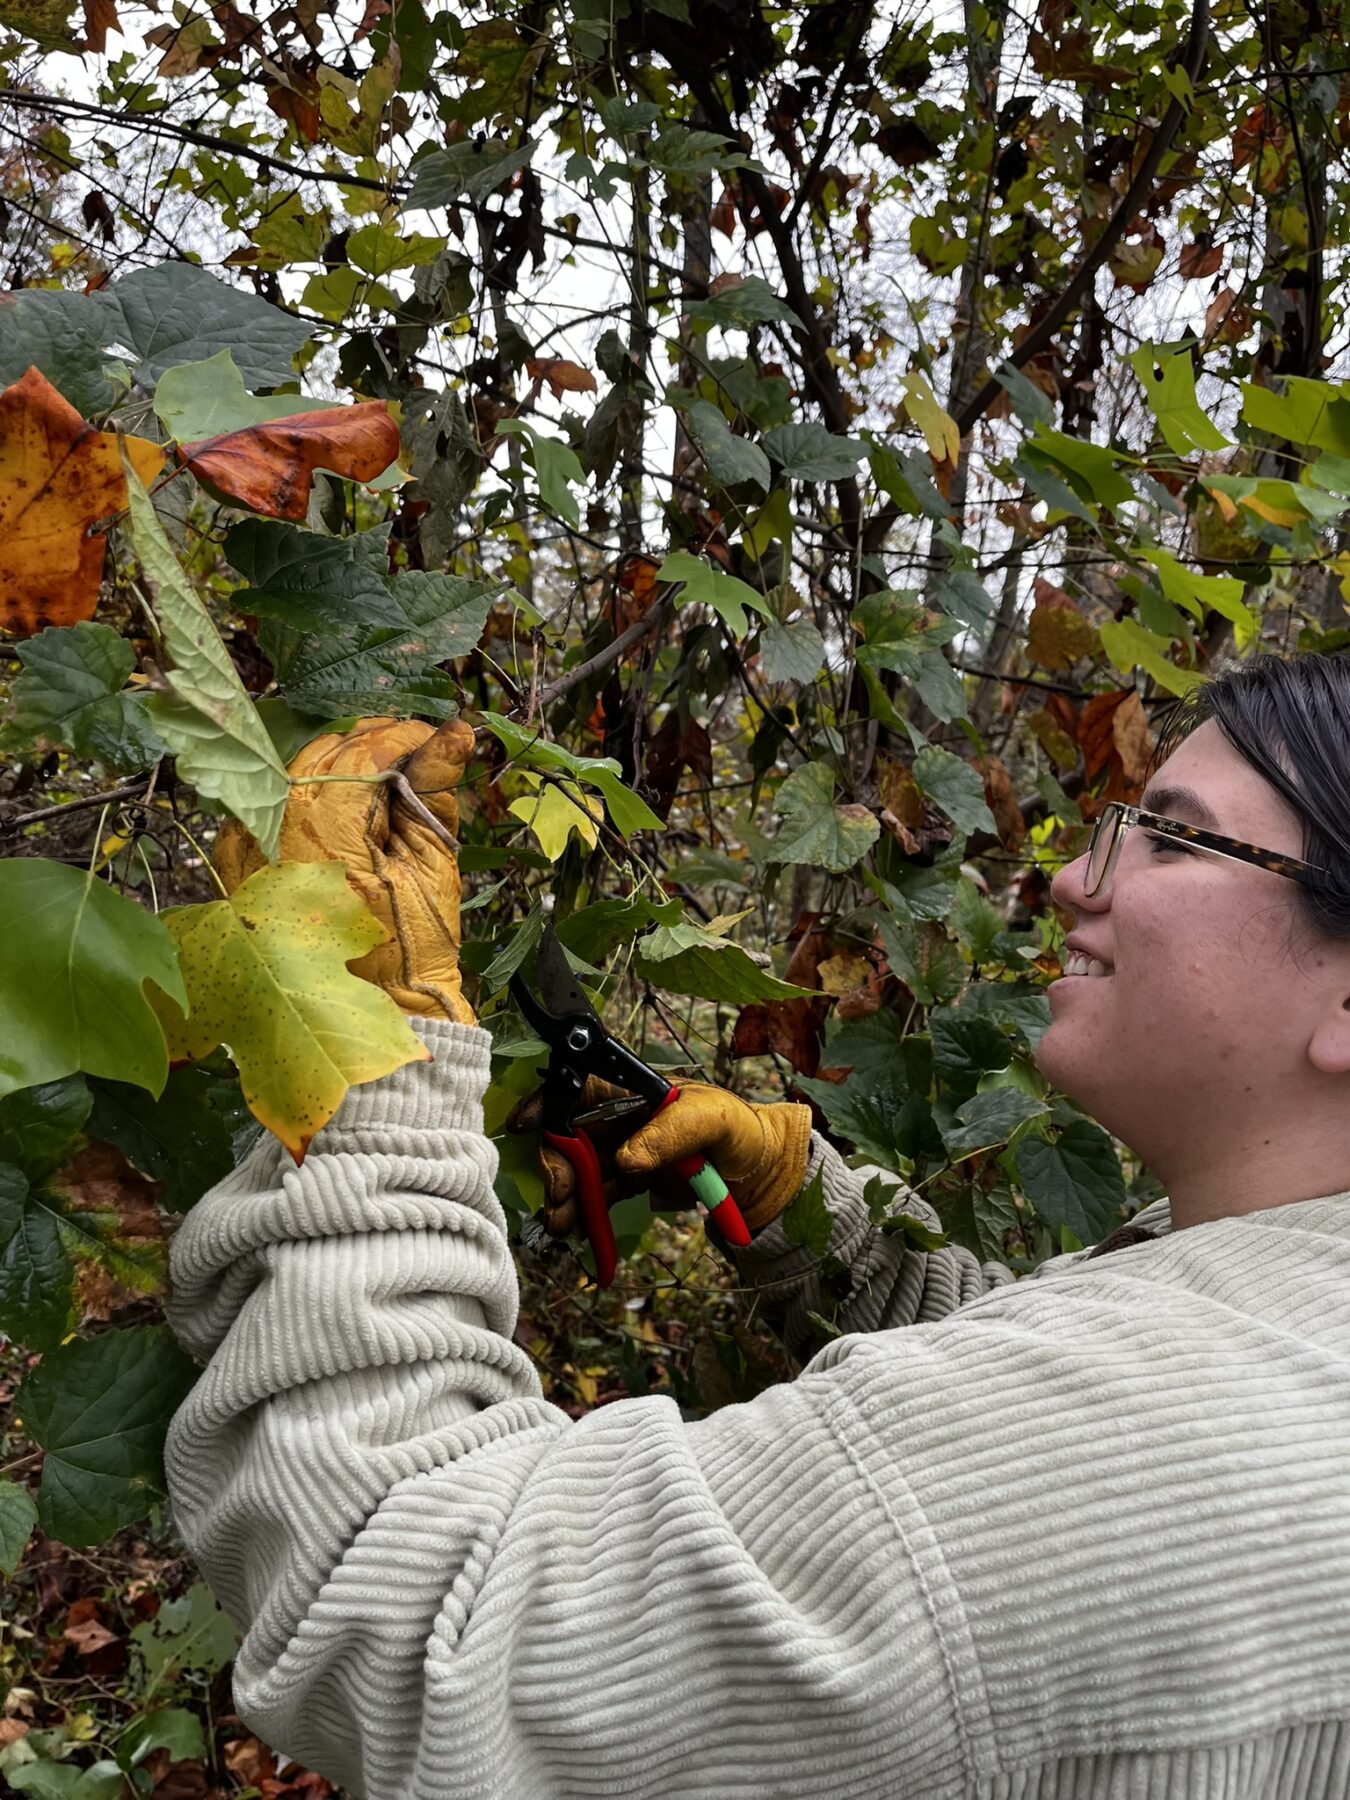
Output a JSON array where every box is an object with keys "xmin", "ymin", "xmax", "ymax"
[
  {"xmin": 901, "ymin": 370, "xmax": 961, "ymax": 467},
  {"xmin": 151, "ymin": 860, "xmax": 428, "ymax": 1161},
  {"xmin": 508, "ymin": 775, "xmax": 603, "ymax": 860}
]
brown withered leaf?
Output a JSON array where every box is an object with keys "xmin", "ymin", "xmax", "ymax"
[
  {"xmin": 62, "ymin": 1597, "xmax": 119, "ymax": 1656},
  {"xmin": 1111, "ymin": 687, "xmax": 1155, "ymax": 790},
  {"xmin": 526, "ymin": 358, "xmax": 597, "ymax": 398},
  {"xmin": 83, "ymin": 0, "xmax": 118, "ymax": 53},
  {"xmin": 0, "ymin": 366, "xmax": 166, "ymax": 633},
  {"xmin": 877, "ymin": 757, "xmax": 924, "ymax": 828},
  {"xmin": 1026, "ymin": 580, "xmax": 1100, "ymax": 670},
  {"xmin": 981, "ymin": 753, "xmax": 1026, "ymax": 850},
  {"xmin": 731, "ymin": 919, "xmax": 831, "ymax": 1076},
  {"xmin": 644, "ymin": 712, "xmax": 712, "ymax": 819},
  {"xmin": 146, "ymin": 1751, "xmax": 210, "ymax": 1800},
  {"xmin": 1179, "ymin": 238, "xmax": 1223, "ymax": 280},
  {"xmin": 1078, "ymin": 688, "xmax": 1133, "ymax": 784},
  {"xmin": 180, "ymin": 402, "xmax": 399, "ymax": 521},
  {"xmin": 1028, "ymin": 705, "xmax": 1080, "ymax": 771}
]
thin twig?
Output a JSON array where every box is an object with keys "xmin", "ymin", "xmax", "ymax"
[
  {"xmin": 531, "ymin": 597, "xmax": 672, "ymax": 713},
  {"xmin": 1, "ymin": 781, "xmax": 151, "ymax": 832}
]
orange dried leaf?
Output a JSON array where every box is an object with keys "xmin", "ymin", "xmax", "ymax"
[
  {"xmin": 0, "ymin": 366, "xmax": 165, "ymax": 634},
  {"xmin": 179, "ymin": 401, "xmax": 400, "ymax": 522},
  {"xmin": 525, "ymin": 358, "xmax": 598, "ymax": 397}
]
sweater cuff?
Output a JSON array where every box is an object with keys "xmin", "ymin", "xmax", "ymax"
[{"xmin": 311, "ymin": 1016, "xmax": 494, "ymax": 1148}]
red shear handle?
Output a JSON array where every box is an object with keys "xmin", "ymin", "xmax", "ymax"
[
  {"xmin": 656, "ymin": 1088, "xmax": 752, "ymax": 1250},
  {"xmin": 543, "ymin": 1127, "xmax": 618, "ymax": 1287}
]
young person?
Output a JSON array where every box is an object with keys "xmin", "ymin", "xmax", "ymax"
[{"xmin": 165, "ymin": 654, "xmax": 1350, "ymax": 1799}]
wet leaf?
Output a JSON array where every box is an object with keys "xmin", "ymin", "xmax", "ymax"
[
  {"xmin": 151, "ymin": 861, "xmax": 427, "ymax": 1161},
  {"xmin": 0, "ymin": 367, "xmax": 165, "ymax": 634}
]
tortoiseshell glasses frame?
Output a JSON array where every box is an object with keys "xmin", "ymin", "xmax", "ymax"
[{"xmin": 1084, "ymin": 801, "xmax": 1329, "ymax": 900}]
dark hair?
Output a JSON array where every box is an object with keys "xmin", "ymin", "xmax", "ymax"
[{"xmin": 1151, "ymin": 652, "xmax": 1350, "ymax": 939}]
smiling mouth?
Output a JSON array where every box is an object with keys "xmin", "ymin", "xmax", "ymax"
[{"xmin": 1060, "ymin": 950, "xmax": 1112, "ymax": 979}]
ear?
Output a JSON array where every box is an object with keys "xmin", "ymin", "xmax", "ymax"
[{"xmin": 1307, "ymin": 978, "xmax": 1350, "ymax": 1075}]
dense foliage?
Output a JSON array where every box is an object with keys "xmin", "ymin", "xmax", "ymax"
[{"xmin": 4, "ymin": 0, "xmax": 1350, "ymax": 1789}]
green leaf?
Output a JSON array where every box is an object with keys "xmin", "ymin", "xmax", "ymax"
[
  {"xmin": 4, "ymin": 623, "xmax": 164, "ymax": 773},
  {"xmin": 224, "ymin": 521, "xmax": 405, "ymax": 631},
  {"xmin": 770, "ymin": 761, "xmax": 880, "ymax": 872},
  {"xmin": 0, "ymin": 1161, "xmax": 71, "ymax": 1352},
  {"xmin": 259, "ymin": 567, "xmax": 495, "ymax": 720},
  {"xmin": 1015, "ymin": 1119, "xmax": 1127, "ymax": 1244},
  {"xmin": 0, "ymin": 288, "xmax": 122, "ymax": 417},
  {"xmin": 124, "ymin": 459, "xmax": 289, "ymax": 859},
  {"xmin": 87, "ymin": 1066, "xmax": 233, "ymax": 1213},
  {"xmin": 779, "ymin": 1167, "xmax": 831, "ymax": 1260},
  {"xmin": 483, "ymin": 900, "xmax": 544, "ymax": 994},
  {"xmin": 497, "ymin": 418, "xmax": 585, "ymax": 528},
  {"xmin": 1128, "ymin": 343, "xmax": 1229, "ymax": 456},
  {"xmin": 760, "ymin": 617, "xmax": 825, "ymax": 684},
  {"xmin": 684, "ymin": 276, "xmax": 802, "ymax": 329},
  {"xmin": 931, "ymin": 1008, "xmax": 1010, "ymax": 1085},
  {"xmin": 345, "ymin": 221, "xmax": 445, "ymax": 277},
  {"xmin": 1098, "ymin": 617, "xmax": 1202, "ymax": 698},
  {"xmin": 646, "ymin": 124, "xmax": 746, "ymax": 176},
  {"xmin": 0, "ymin": 860, "xmax": 185, "ymax": 1101},
  {"xmin": 21, "ymin": 1326, "xmax": 198, "ymax": 1546},
  {"xmin": 941, "ymin": 1087, "xmax": 1047, "ymax": 1158},
  {"xmin": 763, "ymin": 422, "xmax": 868, "ymax": 482},
  {"xmin": 635, "ymin": 923, "xmax": 817, "ymax": 1004},
  {"xmin": 598, "ymin": 96, "xmax": 661, "ymax": 133},
  {"xmin": 913, "ymin": 745, "xmax": 996, "ymax": 838},
  {"xmin": 795, "ymin": 1070, "xmax": 937, "ymax": 1171},
  {"xmin": 555, "ymin": 896, "xmax": 681, "ymax": 964},
  {"xmin": 477, "ymin": 714, "xmax": 665, "ymax": 836},
  {"xmin": 686, "ymin": 401, "xmax": 770, "ymax": 491},
  {"xmin": 0, "ymin": 1479, "xmax": 37, "ymax": 1577},
  {"xmin": 944, "ymin": 1175, "xmax": 1021, "ymax": 1265},
  {"xmin": 1022, "ymin": 428, "xmax": 1133, "ymax": 509},
  {"xmin": 115, "ymin": 1708, "xmax": 205, "ymax": 1770},
  {"xmin": 255, "ymin": 698, "xmax": 356, "ymax": 764},
  {"xmin": 95, "ymin": 264, "xmax": 311, "ymax": 390},
  {"xmin": 655, "ymin": 551, "xmax": 771, "ymax": 638},
  {"xmin": 152, "ymin": 348, "xmax": 337, "ymax": 444},
  {"xmin": 1140, "ymin": 546, "xmax": 1257, "ymax": 636},
  {"xmin": 823, "ymin": 1008, "xmax": 908, "ymax": 1077},
  {"xmin": 0, "ymin": 1077, "xmax": 91, "ymax": 1181},
  {"xmin": 406, "ymin": 137, "xmax": 537, "ymax": 208},
  {"xmin": 1242, "ymin": 376, "xmax": 1350, "ymax": 457},
  {"xmin": 129, "ymin": 1582, "xmax": 238, "ymax": 1686}
]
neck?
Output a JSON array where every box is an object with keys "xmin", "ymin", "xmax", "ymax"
[{"xmin": 1145, "ymin": 1105, "xmax": 1350, "ymax": 1230}]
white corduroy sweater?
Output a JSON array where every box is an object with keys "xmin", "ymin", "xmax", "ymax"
[{"xmin": 164, "ymin": 1019, "xmax": 1350, "ymax": 1799}]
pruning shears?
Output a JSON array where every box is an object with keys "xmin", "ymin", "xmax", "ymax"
[{"xmin": 511, "ymin": 926, "xmax": 751, "ymax": 1286}]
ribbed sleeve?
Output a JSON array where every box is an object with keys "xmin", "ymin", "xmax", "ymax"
[
  {"xmin": 729, "ymin": 1134, "xmax": 1014, "ymax": 1358},
  {"xmin": 165, "ymin": 1026, "xmax": 1350, "ymax": 1799}
]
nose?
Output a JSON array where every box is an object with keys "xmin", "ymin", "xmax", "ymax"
[{"xmin": 1050, "ymin": 845, "xmax": 1110, "ymax": 914}]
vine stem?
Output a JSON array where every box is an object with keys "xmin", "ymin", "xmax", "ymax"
[{"xmin": 288, "ymin": 768, "xmax": 460, "ymax": 854}]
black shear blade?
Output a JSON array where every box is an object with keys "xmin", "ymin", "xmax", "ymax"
[{"xmin": 534, "ymin": 923, "xmax": 599, "ymax": 1021}]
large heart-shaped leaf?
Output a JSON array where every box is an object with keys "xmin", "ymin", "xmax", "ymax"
[
  {"xmin": 4, "ymin": 622, "xmax": 165, "ymax": 772},
  {"xmin": 769, "ymin": 761, "xmax": 880, "ymax": 872}
]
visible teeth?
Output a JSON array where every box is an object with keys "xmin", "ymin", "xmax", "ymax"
[{"xmin": 1063, "ymin": 950, "xmax": 1111, "ymax": 978}]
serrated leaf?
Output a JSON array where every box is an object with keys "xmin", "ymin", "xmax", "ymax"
[
  {"xmin": 152, "ymin": 862, "xmax": 427, "ymax": 1159},
  {"xmin": 795, "ymin": 1071, "xmax": 937, "ymax": 1171},
  {"xmin": 0, "ymin": 860, "xmax": 185, "ymax": 1100},
  {"xmin": 224, "ymin": 521, "xmax": 405, "ymax": 631},
  {"xmin": 0, "ymin": 288, "xmax": 122, "ymax": 418},
  {"xmin": 259, "ymin": 566, "xmax": 496, "ymax": 720},
  {"xmin": 635, "ymin": 923, "xmax": 816, "ymax": 1004},
  {"xmin": 21, "ymin": 1326, "xmax": 197, "ymax": 1547},
  {"xmin": 942, "ymin": 1087, "xmax": 1048, "ymax": 1158},
  {"xmin": 930, "ymin": 1008, "xmax": 1011, "ymax": 1085},
  {"xmin": 152, "ymin": 347, "xmax": 337, "ymax": 444},
  {"xmin": 4, "ymin": 622, "xmax": 165, "ymax": 772},
  {"xmin": 94, "ymin": 264, "xmax": 312, "ymax": 390},
  {"xmin": 1015, "ymin": 1119, "xmax": 1127, "ymax": 1244},
  {"xmin": 129, "ymin": 1582, "xmax": 238, "ymax": 1685},
  {"xmin": 655, "ymin": 551, "xmax": 770, "ymax": 637},
  {"xmin": 406, "ymin": 136, "xmax": 537, "ymax": 208},
  {"xmin": 123, "ymin": 456, "xmax": 289, "ymax": 858},
  {"xmin": 769, "ymin": 761, "xmax": 880, "ymax": 871},
  {"xmin": 1128, "ymin": 342, "xmax": 1229, "ymax": 456},
  {"xmin": 87, "ymin": 1066, "xmax": 233, "ymax": 1212},
  {"xmin": 686, "ymin": 400, "xmax": 770, "ymax": 491},
  {"xmin": 508, "ymin": 775, "xmax": 603, "ymax": 860},
  {"xmin": 760, "ymin": 617, "xmax": 825, "ymax": 684},
  {"xmin": 779, "ymin": 1167, "xmax": 831, "ymax": 1260},
  {"xmin": 912, "ymin": 745, "xmax": 996, "ymax": 838},
  {"xmin": 646, "ymin": 124, "xmax": 744, "ymax": 176},
  {"xmin": 0, "ymin": 1161, "xmax": 72, "ymax": 1351},
  {"xmin": 554, "ymin": 896, "xmax": 681, "ymax": 964},
  {"xmin": 0, "ymin": 1076, "xmax": 91, "ymax": 1180},
  {"xmin": 0, "ymin": 1478, "xmax": 37, "ymax": 1577},
  {"xmin": 763, "ymin": 422, "xmax": 868, "ymax": 482}
]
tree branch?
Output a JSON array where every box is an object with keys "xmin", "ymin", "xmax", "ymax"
[{"xmin": 531, "ymin": 598, "xmax": 672, "ymax": 713}]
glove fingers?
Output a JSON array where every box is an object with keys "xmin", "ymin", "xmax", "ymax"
[{"xmin": 615, "ymin": 1087, "xmax": 728, "ymax": 1177}]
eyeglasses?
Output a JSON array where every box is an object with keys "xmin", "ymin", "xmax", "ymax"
[{"xmin": 1083, "ymin": 801, "xmax": 1328, "ymax": 900}]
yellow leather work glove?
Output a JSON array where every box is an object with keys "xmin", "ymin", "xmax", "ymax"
[
  {"xmin": 214, "ymin": 716, "xmax": 476, "ymax": 1025},
  {"xmin": 511, "ymin": 1077, "xmax": 812, "ymax": 1239}
]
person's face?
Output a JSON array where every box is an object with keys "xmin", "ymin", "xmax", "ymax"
[{"xmin": 1035, "ymin": 719, "xmax": 1347, "ymax": 1162}]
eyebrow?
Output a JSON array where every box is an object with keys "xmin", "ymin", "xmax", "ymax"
[{"xmin": 1137, "ymin": 782, "xmax": 1222, "ymax": 829}]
